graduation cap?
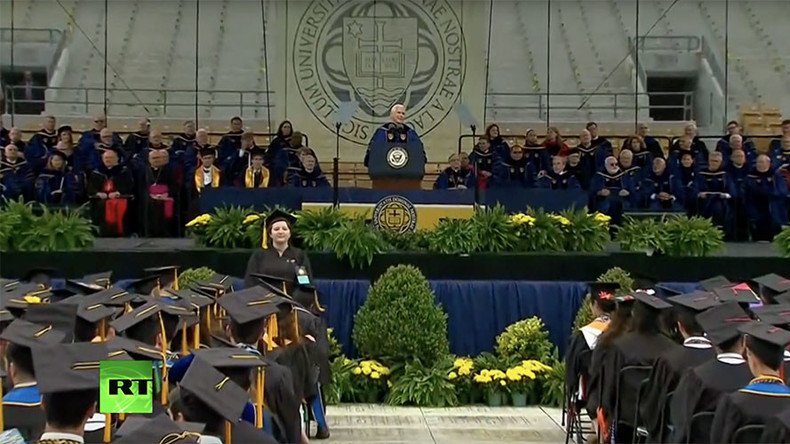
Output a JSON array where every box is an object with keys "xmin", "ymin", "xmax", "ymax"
[
  {"xmin": 22, "ymin": 267, "xmax": 57, "ymax": 286},
  {"xmin": 588, "ymin": 282, "xmax": 620, "ymax": 302},
  {"xmin": 699, "ymin": 275, "xmax": 733, "ymax": 292},
  {"xmin": 753, "ymin": 305, "xmax": 790, "ymax": 327},
  {"xmin": 739, "ymin": 322, "xmax": 790, "ymax": 355},
  {"xmin": 110, "ymin": 300, "xmax": 165, "ymax": 334},
  {"xmin": 195, "ymin": 273, "xmax": 234, "ymax": 296},
  {"xmin": 713, "ymin": 284, "xmax": 761, "ymax": 306},
  {"xmin": 23, "ymin": 303, "xmax": 79, "ymax": 342},
  {"xmin": 262, "ymin": 209, "xmax": 298, "ymax": 249},
  {"xmin": 752, "ymin": 274, "xmax": 790, "ymax": 302},
  {"xmin": 32, "ymin": 342, "xmax": 107, "ymax": 394},
  {"xmin": 106, "ymin": 336, "xmax": 166, "ymax": 361},
  {"xmin": 217, "ymin": 286, "xmax": 281, "ymax": 325},
  {"xmin": 89, "ymin": 286, "xmax": 137, "ymax": 306},
  {"xmin": 2, "ymin": 286, "xmax": 52, "ymax": 317},
  {"xmin": 49, "ymin": 287, "xmax": 78, "ymax": 303},
  {"xmin": 0, "ymin": 308, "xmax": 14, "ymax": 323},
  {"xmin": 668, "ymin": 291, "xmax": 720, "ymax": 313},
  {"xmin": 145, "ymin": 266, "xmax": 180, "ymax": 291},
  {"xmin": 654, "ymin": 285, "xmax": 682, "ymax": 298},
  {"xmin": 0, "ymin": 318, "xmax": 66, "ymax": 348},
  {"xmin": 634, "ymin": 291, "xmax": 673, "ymax": 311},
  {"xmin": 695, "ymin": 301, "xmax": 751, "ymax": 346},
  {"xmin": 82, "ymin": 271, "xmax": 112, "ymax": 289},
  {"xmin": 114, "ymin": 414, "xmax": 201, "ymax": 444},
  {"xmin": 76, "ymin": 301, "xmax": 122, "ymax": 324},
  {"xmin": 775, "ymin": 291, "xmax": 790, "ymax": 305},
  {"xmin": 64, "ymin": 278, "xmax": 105, "ymax": 295},
  {"xmin": 126, "ymin": 275, "xmax": 162, "ymax": 296},
  {"xmin": 57, "ymin": 125, "xmax": 73, "ymax": 136},
  {"xmin": 179, "ymin": 356, "xmax": 249, "ymax": 443},
  {"xmin": 0, "ymin": 279, "xmax": 19, "ymax": 291},
  {"xmin": 251, "ymin": 273, "xmax": 292, "ymax": 296}
]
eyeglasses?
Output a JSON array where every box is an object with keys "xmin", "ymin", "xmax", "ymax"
[{"xmin": 512, "ymin": 151, "xmax": 523, "ymax": 155}]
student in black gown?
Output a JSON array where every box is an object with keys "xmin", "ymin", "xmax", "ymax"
[
  {"xmin": 596, "ymin": 292, "xmax": 678, "ymax": 443},
  {"xmin": 668, "ymin": 301, "xmax": 753, "ymax": 444},
  {"xmin": 761, "ymin": 408, "xmax": 790, "ymax": 443},
  {"xmin": 638, "ymin": 292, "xmax": 718, "ymax": 442},
  {"xmin": 87, "ymin": 146, "xmax": 134, "ymax": 237},
  {"xmin": 244, "ymin": 210, "xmax": 313, "ymax": 293},
  {"xmin": 710, "ymin": 322, "xmax": 790, "ymax": 443}
]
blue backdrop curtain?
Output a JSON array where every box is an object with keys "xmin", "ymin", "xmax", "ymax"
[{"xmin": 64, "ymin": 278, "xmax": 702, "ymax": 358}]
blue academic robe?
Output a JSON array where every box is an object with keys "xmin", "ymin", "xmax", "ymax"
[
  {"xmin": 26, "ymin": 130, "xmax": 58, "ymax": 174},
  {"xmin": 643, "ymin": 136, "xmax": 664, "ymax": 159},
  {"xmin": 523, "ymin": 145, "xmax": 551, "ymax": 173},
  {"xmin": 744, "ymin": 169, "xmax": 789, "ymax": 241},
  {"xmin": 289, "ymin": 166, "xmax": 330, "ymax": 188},
  {"xmin": 364, "ymin": 125, "xmax": 424, "ymax": 167},
  {"xmin": 641, "ymin": 170, "xmax": 682, "ymax": 211},
  {"xmin": 716, "ymin": 135, "xmax": 756, "ymax": 158},
  {"xmin": 536, "ymin": 170, "xmax": 581, "ymax": 190},
  {"xmin": 631, "ymin": 150, "xmax": 654, "ymax": 170},
  {"xmin": 488, "ymin": 137, "xmax": 510, "ymax": 160},
  {"xmin": 223, "ymin": 149, "xmax": 252, "ymax": 186},
  {"xmin": 3, "ymin": 383, "xmax": 41, "ymax": 406},
  {"xmin": 772, "ymin": 149, "xmax": 790, "ymax": 170},
  {"xmin": 492, "ymin": 158, "xmax": 534, "ymax": 188},
  {"xmin": 34, "ymin": 169, "xmax": 77, "ymax": 205},
  {"xmin": 77, "ymin": 130, "xmax": 122, "ymax": 170},
  {"xmin": 674, "ymin": 166, "xmax": 699, "ymax": 214},
  {"xmin": 621, "ymin": 166, "xmax": 644, "ymax": 201},
  {"xmin": 576, "ymin": 145, "xmax": 603, "ymax": 188},
  {"xmin": 265, "ymin": 140, "xmax": 291, "ymax": 187},
  {"xmin": 728, "ymin": 163, "xmax": 751, "ymax": 241},
  {"xmin": 217, "ymin": 130, "xmax": 245, "ymax": 164},
  {"xmin": 590, "ymin": 137, "xmax": 613, "ymax": 158},
  {"xmin": 434, "ymin": 167, "xmax": 475, "ymax": 190},
  {"xmin": 696, "ymin": 169, "xmax": 736, "ymax": 237},
  {"xmin": 123, "ymin": 131, "xmax": 150, "ymax": 158},
  {"xmin": 590, "ymin": 169, "xmax": 633, "ymax": 225},
  {"xmin": 0, "ymin": 158, "xmax": 34, "ymax": 201},
  {"xmin": 469, "ymin": 149, "xmax": 496, "ymax": 175}
]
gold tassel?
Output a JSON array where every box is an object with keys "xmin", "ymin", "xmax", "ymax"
[
  {"xmin": 99, "ymin": 319, "xmax": 107, "ymax": 341},
  {"xmin": 103, "ymin": 415, "xmax": 112, "ymax": 443},
  {"xmin": 266, "ymin": 314, "xmax": 278, "ymax": 351},
  {"xmin": 158, "ymin": 314, "xmax": 169, "ymax": 406},
  {"xmin": 225, "ymin": 421, "xmax": 232, "ymax": 444},
  {"xmin": 181, "ymin": 323, "xmax": 188, "ymax": 356},
  {"xmin": 193, "ymin": 308, "xmax": 200, "ymax": 350},
  {"xmin": 119, "ymin": 413, "xmax": 125, "ymax": 422},
  {"xmin": 293, "ymin": 311, "xmax": 299, "ymax": 340},
  {"xmin": 173, "ymin": 270, "xmax": 179, "ymax": 291},
  {"xmin": 255, "ymin": 367, "xmax": 264, "ymax": 429},
  {"xmin": 0, "ymin": 374, "xmax": 5, "ymax": 430},
  {"xmin": 261, "ymin": 226, "xmax": 268, "ymax": 249},
  {"xmin": 313, "ymin": 289, "xmax": 325, "ymax": 313}
]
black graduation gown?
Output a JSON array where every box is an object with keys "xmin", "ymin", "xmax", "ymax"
[
  {"xmin": 761, "ymin": 409, "xmax": 790, "ymax": 444},
  {"xmin": 565, "ymin": 331, "xmax": 596, "ymax": 410},
  {"xmin": 289, "ymin": 166, "xmax": 330, "ymax": 188},
  {"xmin": 639, "ymin": 339, "xmax": 716, "ymax": 441},
  {"xmin": 87, "ymin": 165, "xmax": 135, "ymax": 236},
  {"xmin": 123, "ymin": 131, "xmax": 149, "ymax": 158},
  {"xmin": 136, "ymin": 164, "xmax": 180, "ymax": 237},
  {"xmin": 295, "ymin": 307, "xmax": 331, "ymax": 387},
  {"xmin": 597, "ymin": 332, "xmax": 679, "ymax": 432},
  {"xmin": 668, "ymin": 356, "xmax": 752, "ymax": 443},
  {"xmin": 0, "ymin": 158, "xmax": 34, "ymax": 200},
  {"xmin": 243, "ymin": 247, "xmax": 313, "ymax": 293},
  {"xmin": 710, "ymin": 378, "xmax": 790, "ymax": 443},
  {"xmin": 263, "ymin": 358, "xmax": 303, "ymax": 444}
]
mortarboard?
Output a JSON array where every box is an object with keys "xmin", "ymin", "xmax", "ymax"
[
  {"xmin": 126, "ymin": 275, "xmax": 161, "ymax": 296},
  {"xmin": 0, "ymin": 279, "xmax": 20, "ymax": 291},
  {"xmin": 631, "ymin": 273, "xmax": 657, "ymax": 294},
  {"xmin": 753, "ymin": 305, "xmax": 790, "ymax": 327},
  {"xmin": 668, "ymin": 292, "xmax": 720, "ymax": 313},
  {"xmin": 2, "ymin": 286, "xmax": 52, "ymax": 317},
  {"xmin": 81, "ymin": 271, "xmax": 112, "ymax": 289},
  {"xmin": 23, "ymin": 303, "xmax": 79, "ymax": 342},
  {"xmin": 109, "ymin": 300, "xmax": 165, "ymax": 334},
  {"xmin": 0, "ymin": 308, "xmax": 13, "ymax": 323},
  {"xmin": 32, "ymin": 342, "xmax": 107, "ymax": 394},
  {"xmin": 22, "ymin": 267, "xmax": 57, "ymax": 286},
  {"xmin": 106, "ymin": 336, "xmax": 166, "ymax": 361},
  {"xmin": 64, "ymin": 279, "xmax": 105, "ymax": 295},
  {"xmin": 699, "ymin": 275, "xmax": 733, "ymax": 292},
  {"xmin": 775, "ymin": 291, "xmax": 790, "ymax": 305},
  {"xmin": 588, "ymin": 282, "xmax": 620, "ymax": 301},
  {"xmin": 48, "ymin": 287, "xmax": 78, "ymax": 303},
  {"xmin": 654, "ymin": 285, "xmax": 682, "ymax": 298},
  {"xmin": 88, "ymin": 286, "xmax": 137, "ymax": 306},
  {"xmin": 752, "ymin": 274, "xmax": 790, "ymax": 302},
  {"xmin": 145, "ymin": 266, "xmax": 180, "ymax": 291},
  {"xmin": 739, "ymin": 322, "xmax": 790, "ymax": 350},
  {"xmin": 114, "ymin": 414, "xmax": 200, "ymax": 444},
  {"xmin": 634, "ymin": 291, "xmax": 673, "ymax": 311},
  {"xmin": 0, "ymin": 319, "xmax": 66, "ymax": 348},
  {"xmin": 713, "ymin": 284, "xmax": 761, "ymax": 305},
  {"xmin": 195, "ymin": 273, "xmax": 234, "ymax": 296},
  {"xmin": 249, "ymin": 273, "xmax": 292, "ymax": 296},
  {"xmin": 217, "ymin": 286, "xmax": 281, "ymax": 325},
  {"xmin": 695, "ymin": 301, "xmax": 751, "ymax": 346},
  {"xmin": 76, "ymin": 301, "xmax": 122, "ymax": 324}
]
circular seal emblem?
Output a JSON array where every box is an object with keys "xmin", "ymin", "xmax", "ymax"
[
  {"xmin": 372, "ymin": 195, "xmax": 417, "ymax": 233},
  {"xmin": 294, "ymin": 0, "xmax": 466, "ymax": 145},
  {"xmin": 386, "ymin": 146, "xmax": 408, "ymax": 169}
]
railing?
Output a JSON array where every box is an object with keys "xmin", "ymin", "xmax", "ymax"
[
  {"xmin": 0, "ymin": 28, "xmax": 63, "ymax": 44},
  {"xmin": 632, "ymin": 35, "xmax": 701, "ymax": 52},
  {"xmin": 487, "ymin": 91, "xmax": 693, "ymax": 121},
  {"xmin": 3, "ymin": 85, "xmax": 275, "ymax": 116}
]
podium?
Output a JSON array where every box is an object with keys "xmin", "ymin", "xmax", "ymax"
[{"xmin": 367, "ymin": 141, "xmax": 426, "ymax": 190}]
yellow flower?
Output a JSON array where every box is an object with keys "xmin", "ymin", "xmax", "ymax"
[
  {"xmin": 550, "ymin": 214, "xmax": 571, "ymax": 226},
  {"xmin": 370, "ymin": 371, "xmax": 380, "ymax": 379},
  {"xmin": 448, "ymin": 371, "xmax": 458, "ymax": 380},
  {"xmin": 352, "ymin": 367, "xmax": 361, "ymax": 375},
  {"xmin": 362, "ymin": 366, "xmax": 372, "ymax": 375},
  {"xmin": 243, "ymin": 214, "xmax": 261, "ymax": 225},
  {"xmin": 343, "ymin": 358, "xmax": 352, "ymax": 365},
  {"xmin": 387, "ymin": 380, "xmax": 393, "ymax": 388},
  {"xmin": 499, "ymin": 380, "xmax": 507, "ymax": 386},
  {"xmin": 592, "ymin": 212, "xmax": 612, "ymax": 223},
  {"xmin": 474, "ymin": 374, "xmax": 492, "ymax": 384},
  {"xmin": 458, "ymin": 366, "xmax": 471, "ymax": 376},
  {"xmin": 23, "ymin": 295, "xmax": 41, "ymax": 304}
]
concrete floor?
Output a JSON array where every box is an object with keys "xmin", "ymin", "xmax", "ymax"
[{"xmin": 321, "ymin": 405, "xmax": 566, "ymax": 444}]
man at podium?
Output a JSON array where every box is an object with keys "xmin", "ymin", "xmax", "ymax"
[{"xmin": 364, "ymin": 104, "xmax": 426, "ymax": 167}]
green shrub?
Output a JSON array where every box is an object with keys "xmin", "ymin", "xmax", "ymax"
[
  {"xmin": 616, "ymin": 217, "xmax": 668, "ymax": 253},
  {"xmin": 0, "ymin": 198, "xmax": 37, "ymax": 251},
  {"xmin": 179, "ymin": 267, "xmax": 216, "ymax": 289},
  {"xmin": 495, "ymin": 317, "xmax": 553, "ymax": 362},
  {"xmin": 560, "ymin": 209, "xmax": 611, "ymax": 252},
  {"xmin": 188, "ymin": 205, "xmax": 255, "ymax": 249},
  {"xmin": 295, "ymin": 206, "xmax": 351, "ymax": 251},
  {"xmin": 330, "ymin": 216, "xmax": 391, "ymax": 268},
  {"xmin": 16, "ymin": 206, "xmax": 95, "ymax": 251},
  {"xmin": 381, "ymin": 229, "xmax": 430, "ymax": 252},
  {"xmin": 774, "ymin": 226, "xmax": 790, "ymax": 258},
  {"xmin": 662, "ymin": 216, "xmax": 724, "ymax": 257},
  {"xmin": 353, "ymin": 265, "xmax": 450, "ymax": 366},
  {"xmin": 539, "ymin": 356, "xmax": 565, "ymax": 407},
  {"xmin": 386, "ymin": 357, "xmax": 458, "ymax": 407},
  {"xmin": 426, "ymin": 218, "xmax": 476, "ymax": 254},
  {"xmin": 518, "ymin": 208, "xmax": 566, "ymax": 252},
  {"xmin": 468, "ymin": 205, "xmax": 520, "ymax": 253}
]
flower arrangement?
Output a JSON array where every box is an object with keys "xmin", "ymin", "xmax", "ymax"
[
  {"xmin": 185, "ymin": 213, "xmax": 212, "ymax": 228},
  {"xmin": 559, "ymin": 210, "xmax": 611, "ymax": 252},
  {"xmin": 473, "ymin": 368, "xmax": 509, "ymax": 405},
  {"xmin": 506, "ymin": 360, "xmax": 553, "ymax": 406},
  {"xmin": 448, "ymin": 357, "xmax": 475, "ymax": 403},
  {"xmin": 351, "ymin": 359, "xmax": 391, "ymax": 403}
]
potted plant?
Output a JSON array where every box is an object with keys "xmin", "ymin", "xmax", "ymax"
[
  {"xmin": 386, "ymin": 357, "xmax": 458, "ymax": 407},
  {"xmin": 448, "ymin": 357, "xmax": 476, "ymax": 404},
  {"xmin": 662, "ymin": 216, "xmax": 724, "ymax": 257},
  {"xmin": 351, "ymin": 359, "xmax": 390, "ymax": 403},
  {"xmin": 506, "ymin": 364, "xmax": 536, "ymax": 407},
  {"xmin": 616, "ymin": 216, "xmax": 667, "ymax": 255},
  {"xmin": 474, "ymin": 369, "xmax": 508, "ymax": 406},
  {"xmin": 774, "ymin": 226, "xmax": 790, "ymax": 258},
  {"xmin": 559, "ymin": 210, "xmax": 611, "ymax": 252}
]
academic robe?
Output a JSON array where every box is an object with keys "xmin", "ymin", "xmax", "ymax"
[
  {"xmin": 716, "ymin": 135, "xmax": 756, "ymax": 158},
  {"xmin": 289, "ymin": 167, "xmax": 330, "ymax": 188},
  {"xmin": 189, "ymin": 166, "xmax": 223, "ymax": 221},
  {"xmin": 696, "ymin": 168, "xmax": 737, "ymax": 237},
  {"xmin": 710, "ymin": 376, "xmax": 790, "ymax": 444},
  {"xmin": 492, "ymin": 157, "xmax": 534, "ymax": 188},
  {"xmin": 77, "ymin": 130, "xmax": 122, "ymax": 171},
  {"xmin": 671, "ymin": 137, "xmax": 708, "ymax": 166},
  {"xmin": 364, "ymin": 124, "xmax": 424, "ymax": 167},
  {"xmin": 596, "ymin": 332, "xmax": 678, "ymax": 441},
  {"xmin": 591, "ymin": 136, "xmax": 614, "ymax": 157},
  {"xmin": 632, "ymin": 150, "xmax": 654, "ymax": 170},
  {"xmin": 638, "ymin": 337, "xmax": 715, "ymax": 442},
  {"xmin": 760, "ymin": 409, "xmax": 790, "ymax": 444},
  {"xmin": 25, "ymin": 129, "xmax": 58, "ymax": 174},
  {"xmin": 621, "ymin": 166, "xmax": 644, "ymax": 202},
  {"xmin": 644, "ymin": 136, "xmax": 664, "ymax": 160},
  {"xmin": 0, "ymin": 158, "xmax": 34, "ymax": 201},
  {"xmin": 469, "ymin": 148, "xmax": 497, "ymax": 189},
  {"xmin": 34, "ymin": 168, "xmax": 77, "ymax": 205},
  {"xmin": 266, "ymin": 138, "xmax": 292, "ymax": 187},
  {"xmin": 565, "ymin": 317, "xmax": 609, "ymax": 409},
  {"xmin": 222, "ymin": 147, "xmax": 254, "ymax": 186},
  {"xmin": 536, "ymin": 169, "xmax": 581, "ymax": 190},
  {"xmin": 262, "ymin": 357, "xmax": 303, "ymax": 444},
  {"xmin": 668, "ymin": 149, "xmax": 705, "ymax": 176},
  {"xmin": 675, "ymin": 166, "xmax": 699, "ymax": 214},
  {"xmin": 136, "ymin": 164, "xmax": 179, "ymax": 237},
  {"xmin": 574, "ymin": 146, "xmax": 600, "ymax": 190},
  {"xmin": 773, "ymin": 149, "xmax": 790, "ymax": 170},
  {"xmin": 642, "ymin": 170, "xmax": 682, "ymax": 211},
  {"xmin": 668, "ymin": 353, "xmax": 752, "ymax": 444},
  {"xmin": 524, "ymin": 145, "xmax": 551, "ymax": 173},
  {"xmin": 769, "ymin": 138, "xmax": 787, "ymax": 158},
  {"xmin": 434, "ymin": 167, "xmax": 475, "ymax": 190},
  {"xmin": 217, "ymin": 130, "xmax": 244, "ymax": 164},
  {"xmin": 543, "ymin": 140, "xmax": 571, "ymax": 158},
  {"xmin": 244, "ymin": 166, "xmax": 271, "ymax": 188},
  {"xmin": 3, "ymin": 382, "xmax": 46, "ymax": 442},
  {"xmin": 590, "ymin": 170, "xmax": 634, "ymax": 225},
  {"xmin": 0, "ymin": 127, "xmax": 8, "ymax": 147},
  {"xmin": 123, "ymin": 131, "xmax": 149, "ymax": 158},
  {"xmin": 87, "ymin": 165, "xmax": 135, "ymax": 237},
  {"xmin": 744, "ymin": 169, "xmax": 789, "ymax": 241},
  {"xmin": 184, "ymin": 143, "xmax": 213, "ymax": 178},
  {"xmin": 170, "ymin": 133, "xmax": 196, "ymax": 159},
  {"xmin": 488, "ymin": 136, "xmax": 510, "ymax": 160},
  {"xmin": 728, "ymin": 163, "xmax": 751, "ymax": 241},
  {"xmin": 243, "ymin": 247, "xmax": 313, "ymax": 293}
]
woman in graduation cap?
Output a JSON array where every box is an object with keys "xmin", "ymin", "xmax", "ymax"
[{"xmin": 244, "ymin": 210, "xmax": 313, "ymax": 294}]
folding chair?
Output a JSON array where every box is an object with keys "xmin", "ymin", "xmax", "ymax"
[
  {"xmin": 659, "ymin": 391, "xmax": 675, "ymax": 443},
  {"xmin": 614, "ymin": 365, "xmax": 651, "ymax": 444},
  {"xmin": 565, "ymin": 349, "xmax": 594, "ymax": 444},
  {"xmin": 631, "ymin": 377, "xmax": 652, "ymax": 444},
  {"xmin": 733, "ymin": 424, "xmax": 765, "ymax": 443},
  {"xmin": 686, "ymin": 411, "xmax": 714, "ymax": 444}
]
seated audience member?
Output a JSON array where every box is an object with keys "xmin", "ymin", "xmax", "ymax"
[
  {"xmin": 671, "ymin": 123, "xmax": 708, "ymax": 166},
  {"xmin": 710, "ymin": 322, "xmax": 790, "ymax": 443},
  {"xmin": 772, "ymin": 135, "xmax": 790, "ymax": 169},
  {"xmin": 575, "ymin": 129, "xmax": 602, "ymax": 188},
  {"xmin": 717, "ymin": 120, "xmax": 755, "ymax": 157},
  {"xmin": 290, "ymin": 151, "xmax": 329, "ymax": 188},
  {"xmin": 433, "ymin": 154, "xmax": 474, "ymax": 190},
  {"xmin": 642, "ymin": 157, "xmax": 681, "ymax": 211},
  {"xmin": 217, "ymin": 116, "xmax": 245, "ymax": 164},
  {"xmin": 668, "ymin": 136, "xmax": 704, "ymax": 174},
  {"xmin": 768, "ymin": 119, "xmax": 790, "ymax": 155},
  {"xmin": 26, "ymin": 115, "xmax": 58, "ymax": 173},
  {"xmin": 184, "ymin": 128, "xmax": 213, "ymax": 176},
  {"xmin": 536, "ymin": 156, "xmax": 580, "ymax": 190},
  {"xmin": 469, "ymin": 137, "xmax": 496, "ymax": 190},
  {"xmin": 192, "ymin": 147, "xmax": 222, "ymax": 195},
  {"xmin": 242, "ymin": 147, "xmax": 270, "ymax": 188},
  {"xmin": 696, "ymin": 151, "xmax": 736, "ymax": 238},
  {"xmin": 565, "ymin": 149, "xmax": 587, "ymax": 189},
  {"xmin": 669, "ymin": 302, "xmax": 752, "ymax": 444},
  {"xmin": 8, "ymin": 127, "xmax": 26, "ymax": 153},
  {"xmin": 493, "ymin": 145, "xmax": 533, "ymax": 188},
  {"xmin": 459, "ymin": 151, "xmax": 472, "ymax": 172},
  {"xmin": 34, "ymin": 151, "xmax": 78, "ymax": 205},
  {"xmin": 123, "ymin": 117, "xmax": 151, "ymax": 158},
  {"xmin": 637, "ymin": 122, "xmax": 664, "ymax": 159},
  {"xmin": 675, "ymin": 151, "xmax": 699, "ymax": 215},
  {"xmin": 54, "ymin": 126, "xmax": 79, "ymax": 172},
  {"xmin": 729, "ymin": 149, "xmax": 751, "ymax": 241},
  {"xmin": 170, "ymin": 120, "xmax": 197, "ymax": 158},
  {"xmin": 543, "ymin": 126, "xmax": 571, "ymax": 157},
  {"xmin": 224, "ymin": 130, "xmax": 257, "ymax": 186},
  {"xmin": 591, "ymin": 156, "xmax": 633, "ymax": 225},
  {"xmin": 744, "ymin": 154, "xmax": 789, "ymax": 241},
  {"xmin": 1, "ymin": 143, "xmax": 34, "ymax": 200},
  {"xmin": 618, "ymin": 149, "xmax": 643, "ymax": 198},
  {"xmin": 285, "ymin": 131, "xmax": 306, "ymax": 170},
  {"xmin": 486, "ymin": 123, "xmax": 510, "ymax": 160},
  {"xmin": 87, "ymin": 146, "xmax": 134, "ymax": 237},
  {"xmin": 587, "ymin": 121, "xmax": 613, "ymax": 155},
  {"xmin": 720, "ymin": 134, "xmax": 755, "ymax": 168},
  {"xmin": 267, "ymin": 121, "xmax": 294, "ymax": 186},
  {"xmin": 523, "ymin": 128, "xmax": 550, "ymax": 173},
  {"xmin": 624, "ymin": 135, "xmax": 653, "ymax": 170}
]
